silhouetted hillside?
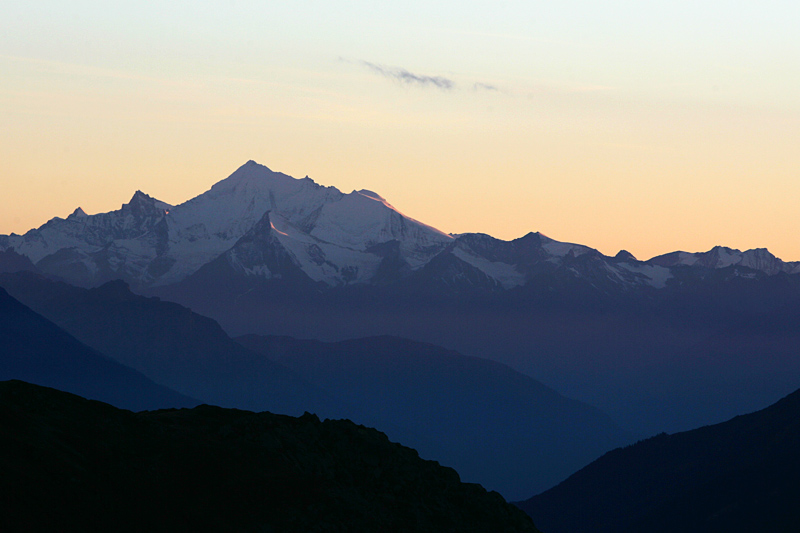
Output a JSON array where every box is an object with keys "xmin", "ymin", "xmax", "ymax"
[
  {"xmin": 0, "ymin": 380, "xmax": 540, "ymax": 532},
  {"xmin": 518, "ymin": 387, "xmax": 800, "ymax": 532}
]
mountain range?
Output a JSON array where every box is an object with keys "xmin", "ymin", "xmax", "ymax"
[
  {"xmin": 3, "ymin": 160, "xmax": 798, "ymax": 292},
  {"xmin": 0, "ymin": 161, "xmax": 453, "ymax": 289},
  {"xmin": 0, "ymin": 270, "xmax": 629, "ymax": 499},
  {"xmin": 236, "ymin": 333, "xmax": 628, "ymax": 499}
]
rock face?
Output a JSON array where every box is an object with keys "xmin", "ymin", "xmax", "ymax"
[{"xmin": 0, "ymin": 380, "xmax": 540, "ymax": 533}]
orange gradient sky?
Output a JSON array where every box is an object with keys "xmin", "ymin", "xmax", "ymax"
[{"xmin": 2, "ymin": 2, "xmax": 799, "ymax": 261}]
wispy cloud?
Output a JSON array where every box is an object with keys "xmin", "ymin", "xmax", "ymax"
[
  {"xmin": 340, "ymin": 57, "xmax": 506, "ymax": 96},
  {"xmin": 358, "ymin": 60, "xmax": 455, "ymax": 90},
  {"xmin": 473, "ymin": 82, "xmax": 499, "ymax": 92}
]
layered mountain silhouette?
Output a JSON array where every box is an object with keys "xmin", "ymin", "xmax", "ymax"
[
  {"xmin": 4, "ymin": 160, "xmax": 800, "ymax": 436},
  {"xmin": 0, "ymin": 248, "xmax": 38, "ymax": 275},
  {"xmin": 160, "ymin": 256, "xmax": 800, "ymax": 436},
  {"xmin": 0, "ymin": 271, "xmax": 340, "ymax": 417},
  {"xmin": 0, "ymin": 286, "xmax": 195, "ymax": 411},
  {"xmin": 0, "ymin": 270, "xmax": 629, "ymax": 499},
  {"xmin": 0, "ymin": 380, "xmax": 539, "ymax": 532},
  {"xmin": 517, "ymin": 386, "xmax": 800, "ymax": 532}
]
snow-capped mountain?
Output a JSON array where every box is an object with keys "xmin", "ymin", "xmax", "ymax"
[
  {"xmin": 410, "ymin": 231, "xmax": 674, "ymax": 292},
  {"xmin": 165, "ymin": 161, "xmax": 452, "ymax": 285},
  {"xmin": 1, "ymin": 160, "xmax": 797, "ymax": 291},
  {"xmin": 647, "ymin": 246, "xmax": 800, "ymax": 275},
  {"xmin": 0, "ymin": 161, "xmax": 452, "ymax": 288}
]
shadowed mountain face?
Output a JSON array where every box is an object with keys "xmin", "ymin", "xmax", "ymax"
[
  {"xmin": 237, "ymin": 334, "xmax": 631, "ymax": 500},
  {"xmin": 0, "ymin": 380, "xmax": 540, "ymax": 533},
  {"xmin": 0, "ymin": 287, "xmax": 196, "ymax": 411},
  {"xmin": 518, "ymin": 386, "xmax": 800, "ymax": 533}
]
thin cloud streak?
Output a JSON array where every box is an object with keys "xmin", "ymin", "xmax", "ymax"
[
  {"xmin": 473, "ymin": 82, "xmax": 499, "ymax": 92},
  {"xmin": 359, "ymin": 61, "xmax": 455, "ymax": 90}
]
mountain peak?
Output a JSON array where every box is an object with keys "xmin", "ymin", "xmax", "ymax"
[
  {"xmin": 614, "ymin": 249, "xmax": 637, "ymax": 262},
  {"xmin": 236, "ymin": 160, "xmax": 274, "ymax": 174},
  {"xmin": 243, "ymin": 159, "xmax": 270, "ymax": 171},
  {"xmin": 122, "ymin": 191, "xmax": 172, "ymax": 217},
  {"xmin": 744, "ymin": 247, "xmax": 773, "ymax": 257},
  {"xmin": 68, "ymin": 207, "xmax": 88, "ymax": 219},
  {"xmin": 127, "ymin": 190, "xmax": 152, "ymax": 205},
  {"xmin": 209, "ymin": 160, "xmax": 304, "ymax": 197}
]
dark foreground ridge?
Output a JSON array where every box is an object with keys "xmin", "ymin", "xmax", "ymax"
[
  {"xmin": 518, "ymin": 385, "xmax": 800, "ymax": 533},
  {"xmin": 0, "ymin": 380, "xmax": 539, "ymax": 532}
]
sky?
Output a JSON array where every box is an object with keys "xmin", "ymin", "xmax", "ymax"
[{"xmin": 2, "ymin": 1, "xmax": 799, "ymax": 261}]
